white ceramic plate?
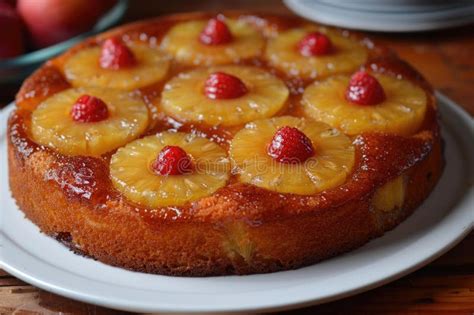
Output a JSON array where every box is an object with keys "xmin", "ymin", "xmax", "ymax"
[
  {"xmin": 0, "ymin": 93, "xmax": 473, "ymax": 313},
  {"xmin": 284, "ymin": 0, "xmax": 474, "ymax": 32},
  {"xmin": 315, "ymin": 0, "xmax": 471, "ymax": 13}
]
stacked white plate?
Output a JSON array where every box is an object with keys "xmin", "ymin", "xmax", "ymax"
[{"xmin": 284, "ymin": 0, "xmax": 474, "ymax": 32}]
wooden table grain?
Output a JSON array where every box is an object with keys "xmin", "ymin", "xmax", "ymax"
[{"xmin": 1, "ymin": 1, "xmax": 473, "ymax": 314}]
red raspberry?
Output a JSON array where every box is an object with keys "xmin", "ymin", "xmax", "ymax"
[
  {"xmin": 99, "ymin": 37, "xmax": 136, "ymax": 70},
  {"xmin": 267, "ymin": 126, "xmax": 315, "ymax": 164},
  {"xmin": 204, "ymin": 72, "xmax": 248, "ymax": 100},
  {"xmin": 297, "ymin": 32, "xmax": 332, "ymax": 57},
  {"xmin": 70, "ymin": 95, "xmax": 109, "ymax": 123},
  {"xmin": 345, "ymin": 71, "xmax": 386, "ymax": 105},
  {"xmin": 199, "ymin": 17, "xmax": 233, "ymax": 45},
  {"xmin": 152, "ymin": 145, "xmax": 193, "ymax": 176}
]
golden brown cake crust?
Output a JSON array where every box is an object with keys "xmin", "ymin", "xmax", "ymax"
[{"xmin": 8, "ymin": 12, "xmax": 444, "ymax": 276}]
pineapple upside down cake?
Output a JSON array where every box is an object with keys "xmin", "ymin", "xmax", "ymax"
[{"xmin": 8, "ymin": 12, "xmax": 443, "ymax": 276}]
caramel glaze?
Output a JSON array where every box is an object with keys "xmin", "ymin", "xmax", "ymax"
[{"xmin": 9, "ymin": 12, "xmax": 440, "ymax": 227}]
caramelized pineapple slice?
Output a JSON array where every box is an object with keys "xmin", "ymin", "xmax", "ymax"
[
  {"xmin": 230, "ymin": 116, "xmax": 355, "ymax": 195},
  {"xmin": 265, "ymin": 27, "xmax": 367, "ymax": 79},
  {"xmin": 64, "ymin": 41, "xmax": 170, "ymax": 90},
  {"xmin": 110, "ymin": 132, "xmax": 230, "ymax": 207},
  {"xmin": 161, "ymin": 18, "xmax": 264, "ymax": 65},
  {"xmin": 372, "ymin": 176, "xmax": 406, "ymax": 212},
  {"xmin": 31, "ymin": 87, "xmax": 149, "ymax": 156},
  {"xmin": 302, "ymin": 73, "xmax": 428, "ymax": 135},
  {"xmin": 161, "ymin": 65, "xmax": 289, "ymax": 126}
]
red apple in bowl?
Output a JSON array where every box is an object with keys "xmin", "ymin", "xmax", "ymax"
[
  {"xmin": 17, "ymin": 0, "xmax": 113, "ymax": 48},
  {"xmin": 0, "ymin": 1, "xmax": 24, "ymax": 59},
  {"xmin": 0, "ymin": 0, "xmax": 16, "ymax": 6}
]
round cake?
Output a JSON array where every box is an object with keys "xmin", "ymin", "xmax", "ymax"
[{"xmin": 7, "ymin": 12, "xmax": 443, "ymax": 276}]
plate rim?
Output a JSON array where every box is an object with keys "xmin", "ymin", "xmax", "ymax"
[
  {"xmin": 283, "ymin": 0, "xmax": 474, "ymax": 32},
  {"xmin": 0, "ymin": 93, "xmax": 473, "ymax": 313}
]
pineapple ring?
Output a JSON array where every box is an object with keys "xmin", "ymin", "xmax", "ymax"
[
  {"xmin": 230, "ymin": 116, "xmax": 355, "ymax": 195},
  {"xmin": 110, "ymin": 132, "xmax": 230, "ymax": 207},
  {"xmin": 161, "ymin": 65, "xmax": 289, "ymax": 126},
  {"xmin": 302, "ymin": 73, "xmax": 428, "ymax": 136},
  {"xmin": 64, "ymin": 41, "xmax": 171, "ymax": 90},
  {"xmin": 161, "ymin": 19, "xmax": 264, "ymax": 65},
  {"xmin": 31, "ymin": 87, "xmax": 149, "ymax": 156},
  {"xmin": 265, "ymin": 27, "xmax": 368, "ymax": 79}
]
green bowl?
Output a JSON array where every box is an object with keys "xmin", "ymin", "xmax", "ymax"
[{"xmin": 0, "ymin": 0, "xmax": 128, "ymax": 84}]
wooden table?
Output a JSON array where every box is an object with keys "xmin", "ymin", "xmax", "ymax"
[{"xmin": 1, "ymin": 1, "xmax": 473, "ymax": 314}]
